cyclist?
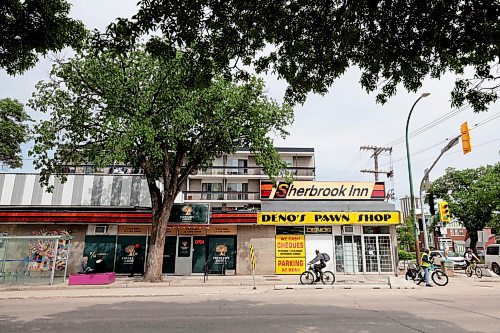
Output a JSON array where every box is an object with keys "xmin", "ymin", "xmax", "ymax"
[
  {"xmin": 420, "ymin": 248, "xmax": 433, "ymax": 287},
  {"xmin": 465, "ymin": 248, "xmax": 480, "ymax": 268},
  {"xmin": 308, "ymin": 249, "xmax": 327, "ymax": 282}
]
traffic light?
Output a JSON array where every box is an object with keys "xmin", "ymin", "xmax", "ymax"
[
  {"xmin": 428, "ymin": 193, "xmax": 436, "ymax": 215},
  {"xmin": 438, "ymin": 201, "xmax": 451, "ymax": 223},
  {"xmin": 461, "ymin": 122, "xmax": 471, "ymax": 155}
]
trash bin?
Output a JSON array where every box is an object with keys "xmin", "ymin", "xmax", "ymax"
[{"xmin": 441, "ymin": 259, "xmax": 454, "ymax": 277}]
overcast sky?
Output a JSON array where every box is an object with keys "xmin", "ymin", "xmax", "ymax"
[{"xmin": 1, "ymin": 1, "xmax": 499, "ymax": 205}]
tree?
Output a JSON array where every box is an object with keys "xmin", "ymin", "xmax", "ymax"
[
  {"xmin": 397, "ymin": 216, "xmax": 416, "ymax": 252},
  {"xmin": 29, "ymin": 45, "xmax": 293, "ymax": 282},
  {"xmin": 1, "ymin": 0, "xmax": 85, "ymax": 75},
  {"xmin": 430, "ymin": 164, "xmax": 500, "ymax": 252},
  {"xmin": 0, "ymin": 98, "xmax": 31, "ymax": 169},
  {"xmin": 103, "ymin": 1, "xmax": 500, "ymax": 111}
]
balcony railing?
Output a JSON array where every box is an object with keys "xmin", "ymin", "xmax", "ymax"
[
  {"xmin": 193, "ymin": 166, "xmax": 315, "ymax": 177},
  {"xmin": 183, "ymin": 191, "xmax": 261, "ymax": 201}
]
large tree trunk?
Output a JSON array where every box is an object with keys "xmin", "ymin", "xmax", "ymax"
[
  {"xmin": 468, "ymin": 229, "xmax": 479, "ymax": 253},
  {"xmin": 143, "ymin": 195, "xmax": 176, "ymax": 282}
]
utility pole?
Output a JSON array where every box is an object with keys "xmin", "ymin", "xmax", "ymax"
[{"xmin": 360, "ymin": 146, "xmax": 393, "ymax": 181}]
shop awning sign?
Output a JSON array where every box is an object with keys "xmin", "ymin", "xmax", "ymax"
[
  {"xmin": 258, "ymin": 212, "xmax": 401, "ymax": 225},
  {"xmin": 260, "ymin": 181, "xmax": 386, "ymax": 200}
]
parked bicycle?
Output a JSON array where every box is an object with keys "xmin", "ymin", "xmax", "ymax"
[
  {"xmin": 405, "ymin": 263, "xmax": 449, "ymax": 286},
  {"xmin": 465, "ymin": 261, "xmax": 483, "ymax": 278},
  {"xmin": 300, "ymin": 264, "xmax": 335, "ymax": 285}
]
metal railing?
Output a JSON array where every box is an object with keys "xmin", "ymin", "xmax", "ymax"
[
  {"xmin": 183, "ymin": 191, "xmax": 260, "ymax": 201},
  {"xmin": 194, "ymin": 166, "xmax": 315, "ymax": 176}
]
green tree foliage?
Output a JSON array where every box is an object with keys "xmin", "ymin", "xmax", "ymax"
[
  {"xmin": 104, "ymin": 1, "xmax": 500, "ymax": 111},
  {"xmin": 397, "ymin": 216, "xmax": 416, "ymax": 252},
  {"xmin": 0, "ymin": 98, "xmax": 31, "ymax": 169},
  {"xmin": 430, "ymin": 164, "xmax": 500, "ymax": 252},
  {"xmin": 29, "ymin": 45, "xmax": 293, "ymax": 282},
  {"xmin": 0, "ymin": 0, "xmax": 85, "ymax": 74}
]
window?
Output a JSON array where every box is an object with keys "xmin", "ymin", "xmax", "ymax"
[
  {"xmin": 363, "ymin": 226, "xmax": 390, "ymax": 234},
  {"xmin": 227, "ymin": 182, "xmax": 248, "ymax": 200},
  {"xmin": 202, "ymin": 183, "xmax": 223, "ymax": 200},
  {"xmin": 276, "ymin": 226, "xmax": 304, "ymax": 235},
  {"xmin": 94, "ymin": 225, "xmax": 108, "ymax": 234},
  {"xmin": 486, "ymin": 246, "xmax": 499, "ymax": 256}
]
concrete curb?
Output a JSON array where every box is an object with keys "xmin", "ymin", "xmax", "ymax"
[{"xmin": 274, "ymin": 284, "xmax": 390, "ymax": 290}]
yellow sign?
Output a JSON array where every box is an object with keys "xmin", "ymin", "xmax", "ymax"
[
  {"xmin": 275, "ymin": 257, "xmax": 306, "ymax": 274},
  {"xmin": 275, "ymin": 235, "xmax": 306, "ymax": 274},
  {"xmin": 259, "ymin": 212, "xmax": 400, "ymax": 225},
  {"xmin": 275, "ymin": 235, "xmax": 306, "ymax": 257}
]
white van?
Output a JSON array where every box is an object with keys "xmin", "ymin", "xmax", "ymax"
[{"xmin": 485, "ymin": 244, "xmax": 500, "ymax": 275}]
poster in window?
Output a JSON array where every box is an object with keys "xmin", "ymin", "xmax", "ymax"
[{"xmin": 178, "ymin": 237, "xmax": 191, "ymax": 257}]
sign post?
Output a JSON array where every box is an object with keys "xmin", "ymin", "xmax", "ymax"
[{"xmin": 250, "ymin": 244, "xmax": 256, "ymax": 290}]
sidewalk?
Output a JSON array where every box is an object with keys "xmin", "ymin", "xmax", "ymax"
[
  {"xmin": 1, "ymin": 272, "xmax": 497, "ymax": 299},
  {"xmin": 0, "ymin": 274, "xmax": 394, "ymax": 299}
]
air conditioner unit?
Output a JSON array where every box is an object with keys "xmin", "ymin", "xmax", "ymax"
[
  {"xmin": 94, "ymin": 225, "xmax": 108, "ymax": 234},
  {"xmin": 342, "ymin": 226, "xmax": 354, "ymax": 234}
]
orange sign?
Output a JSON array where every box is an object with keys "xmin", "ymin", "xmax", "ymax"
[
  {"xmin": 207, "ymin": 226, "xmax": 237, "ymax": 235},
  {"xmin": 166, "ymin": 226, "xmax": 177, "ymax": 236},
  {"xmin": 178, "ymin": 226, "xmax": 207, "ymax": 235},
  {"xmin": 118, "ymin": 225, "xmax": 149, "ymax": 235}
]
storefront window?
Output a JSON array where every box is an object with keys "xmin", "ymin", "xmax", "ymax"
[
  {"xmin": 276, "ymin": 226, "xmax": 304, "ymax": 235},
  {"xmin": 83, "ymin": 235, "xmax": 116, "ymax": 273},
  {"xmin": 208, "ymin": 237, "xmax": 235, "ymax": 273},
  {"xmin": 363, "ymin": 226, "xmax": 390, "ymax": 234}
]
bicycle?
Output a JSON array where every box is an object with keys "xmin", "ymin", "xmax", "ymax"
[
  {"xmin": 465, "ymin": 261, "xmax": 483, "ymax": 278},
  {"xmin": 300, "ymin": 265, "xmax": 335, "ymax": 285},
  {"xmin": 405, "ymin": 264, "xmax": 449, "ymax": 286}
]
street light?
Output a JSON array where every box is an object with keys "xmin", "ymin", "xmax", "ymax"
[{"xmin": 405, "ymin": 92, "xmax": 430, "ymax": 264}]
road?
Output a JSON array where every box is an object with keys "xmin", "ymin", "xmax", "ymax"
[{"xmin": 0, "ymin": 283, "xmax": 499, "ymax": 333}]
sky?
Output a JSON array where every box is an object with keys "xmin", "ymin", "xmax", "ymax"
[{"xmin": 1, "ymin": 1, "xmax": 499, "ymax": 205}]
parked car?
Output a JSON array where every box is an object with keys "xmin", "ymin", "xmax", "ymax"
[
  {"xmin": 485, "ymin": 244, "xmax": 500, "ymax": 275},
  {"xmin": 430, "ymin": 250, "xmax": 466, "ymax": 269}
]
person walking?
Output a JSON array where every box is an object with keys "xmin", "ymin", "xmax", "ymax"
[
  {"xmin": 421, "ymin": 249, "xmax": 433, "ymax": 287},
  {"xmin": 129, "ymin": 244, "xmax": 144, "ymax": 277}
]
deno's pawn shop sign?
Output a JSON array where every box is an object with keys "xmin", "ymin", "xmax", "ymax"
[{"xmin": 275, "ymin": 235, "xmax": 306, "ymax": 274}]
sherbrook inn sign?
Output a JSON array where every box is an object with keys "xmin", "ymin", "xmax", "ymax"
[{"xmin": 258, "ymin": 180, "xmax": 401, "ymax": 226}]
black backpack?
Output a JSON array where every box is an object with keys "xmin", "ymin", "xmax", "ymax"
[{"xmin": 322, "ymin": 253, "xmax": 331, "ymax": 262}]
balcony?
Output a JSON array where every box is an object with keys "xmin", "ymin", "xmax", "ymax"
[
  {"xmin": 183, "ymin": 191, "xmax": 261, "ymax": 202},
  {"xmin": 192, "ymin": 166, "xmax": 315, "ymax": 177}
]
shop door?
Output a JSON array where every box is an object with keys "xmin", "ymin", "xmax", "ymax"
[
  {"xmin": 363, "ymin": 235, "xmax": 393, "ymax": 273},
  {"xmin": 175, "ymin": 236, "xmax": 192, "ymax": 275},
  {"xmin": 305, "ymin": 234, "xmax": 334, "ymax": 272},
  {"xmin": 378, "ymin": 236, "xmax": 393, "ymax": 273},
  {"xmin": 334, "ymin": 235, "xmax": 363, "ymax": 274},
  {"xmin": 115, "ymin": 236, "xmax": 147, "ymax": 274},
  {"xmin": 162, "ymin": 236, "xmax": 176, "ymax": 274},
  {"xmin": 364, "ymin": 236, "xmax": 379, "ymax": 272},
  {"xmin": 192, "ymin": 237, "xmax": 207, "ymax": 273}
]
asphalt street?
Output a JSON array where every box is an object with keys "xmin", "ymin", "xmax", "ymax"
[{"xmin": 0, "ymin": 282, "xmax": 499, "ymax": 333}]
